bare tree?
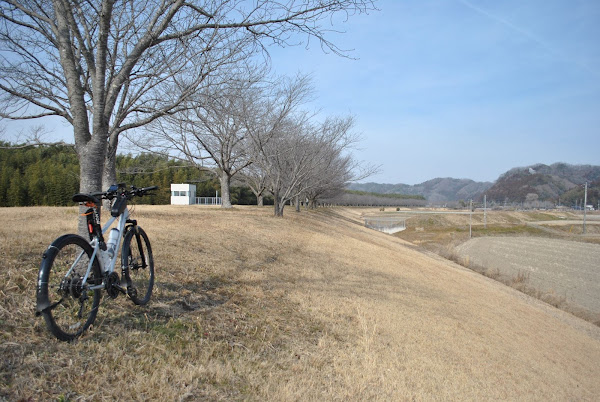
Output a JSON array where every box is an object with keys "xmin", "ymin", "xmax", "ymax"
[
  {"xmin": 134, "ymin": 74, "xmax": 259, "ymax": 208},
  {"xmin": 239, "ymin": 163, "xmax": 269, "ymax": 206},
  {"xmin": 0, "ymin": 0, "xmax": 377, "ymax": 204},
  {"xmin": 303, "ymin": 149, "xmax": 379, "ymax": 208},
  {"xmin": 259, "ymin": 118, "xmax": 313, "ymax": 216},
  {"xmin": 300, "ymin": 116, "xmax": 377, "ymax": 208},
  {"xmin": 303, "ymin": 151, "xmax": 354, "ymax": 209},
  {"xmin": 253, "ymin": 117, "xmax": 320, "ymax": 216},
  {"xmin": 132, "ymin": 71, "xmax": 312, "ymax": 208},
  {"xmin": 256, "ymin": 115, "xmax": 377, "ymax": 216}
]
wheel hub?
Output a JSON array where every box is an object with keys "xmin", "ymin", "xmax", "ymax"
[{"xmin": 59, "ymin": 276, "xmax": 83, "ymax": 299}]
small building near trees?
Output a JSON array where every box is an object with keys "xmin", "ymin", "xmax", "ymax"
[
  {"xmin": 170, "ymin": 183, "xmax": 196, "ymax": 205},
  {"xmin": 170, "ymin": 183, "xmax": 222, "ymax": 205}
]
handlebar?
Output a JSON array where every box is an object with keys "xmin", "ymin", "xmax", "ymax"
[
  {"xmin": 126, "ymin": 185, "xmax": 158, "ymax": 199},
  {"xmin": 73, "ymin": 184, "xmax": 159, "ymax": 204}
]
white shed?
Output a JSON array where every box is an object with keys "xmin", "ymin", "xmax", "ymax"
[{"xmin": 170, "ymin": 183, "xmax": 196, "ymax": 205}]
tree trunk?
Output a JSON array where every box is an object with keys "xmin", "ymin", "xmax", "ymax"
[
  {"xmin": 102, "ymin": 136, "xmax": 118, "ymax": 210},
  {"xmin": 295, "ymin": 194, "xmax": 300, "ymax": 212},
  {"xmin": 250, "ymin": 187, "xmax": 264, "ymax": 206},
  {"xmin": 76, "ymin": 132, "xmax": 107, "ymax": 235},
  {"xmin": 78, "ymin": 139, "xmax": 106, "ymax": 193},
  {"xmin": 276, "ymin": 200, "xmax": 285, "ymax": 216},
  {"xmin": 220, "ymin": 170, "xmax": 233, "ymax": 208},
  {"xmin": 273, "ymin": 189, "xmax": 284, "ymax": 216},
  {"xmin": 102, "ymin": 136, "xmax": 118, "ymax": 189}
]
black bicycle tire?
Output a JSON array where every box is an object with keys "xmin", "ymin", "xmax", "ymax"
[
  {"xmin": 121, "ymin": 226, "xmax": 154, "ymax": 305},
  {"xmin": 37, "ymin": 234, "xmax": 102, "ymax": 342}
]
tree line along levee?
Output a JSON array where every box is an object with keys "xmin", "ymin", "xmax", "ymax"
[
  {"xmin": 0, "ymin": 143, "xmax": 429, "ymax": 208},
  {"xmin": 0, "ymin": 144, "xmax": 238, "ymax": 207}
]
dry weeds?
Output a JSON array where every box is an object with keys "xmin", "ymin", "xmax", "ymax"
[{"xmin": 1, "ymin": 206, "xmax": 600, "ymax": 400}]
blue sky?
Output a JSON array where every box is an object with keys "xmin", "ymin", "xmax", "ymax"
[
  {"xmin": 3, "ymin": 0, "xmax": 599, "ymax": 185},
  {"xmin": 267, "ymin": 0, "xmax": 600, "ymax": 184}
]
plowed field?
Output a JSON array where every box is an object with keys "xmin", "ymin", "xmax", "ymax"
[{"xmin": 455, "ymin": 237, "xmax": 600, "ymax": 312}]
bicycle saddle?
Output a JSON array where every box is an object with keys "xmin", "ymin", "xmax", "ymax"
[{"xmin": 72, "ymin": 193, "xmax": 100, "ymax": 204}]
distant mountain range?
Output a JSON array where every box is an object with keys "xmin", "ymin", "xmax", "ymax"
[
  {"xmin": 348, "ymin": 178, "xmax": 492, "ymax": 203},
  {"xmin": 348, "ymin": 163, "xmax": 600, "ymax": 205}
]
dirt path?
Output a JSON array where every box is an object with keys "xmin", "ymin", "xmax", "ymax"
[
  {"xmin": 455, "ymin": 237, "xmax": 600, "ymax": 313},
  {"xmin": 535, "ymin": 220, "xmax": 600, "ymax": 225}
]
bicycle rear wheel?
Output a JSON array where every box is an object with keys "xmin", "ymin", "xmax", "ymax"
[
  {"xmin": 121, "ymin": 226, "xmax": 154, "ymax": 305},
  {"xmin": 36, "ymin": 234, "xmax": 102, "ymax": 342}
]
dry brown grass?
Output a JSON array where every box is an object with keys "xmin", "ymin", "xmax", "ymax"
[{"xmin": 2, "ymin": 205, "xmax": 600, "ymax": 400}]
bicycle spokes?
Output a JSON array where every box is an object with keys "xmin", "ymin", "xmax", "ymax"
[{"xmin": 122, "ymin": 227, "xmax": 154, "ymax": 306}]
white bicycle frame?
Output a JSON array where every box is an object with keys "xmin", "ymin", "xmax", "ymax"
[{"xmin": 67, "ymin": 207, "xmax": 130, "ymax": 291}]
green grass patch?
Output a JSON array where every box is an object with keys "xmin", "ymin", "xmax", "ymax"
[
  {"xmin": 473, "ymin": 224, "xmax": 547, "ymax": 236},
  {"xmin": 525, "ymin": 212, "xmax": 561, "ymax": 221},
  {"xmin": 150, "ymin": 318, "xmax": 193, "ymax": 340}
]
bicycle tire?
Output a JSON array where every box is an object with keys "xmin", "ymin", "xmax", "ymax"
[
  {"xmin": 121, "ymin": 226, "xmax": 154, "ymax": 305},
  {"xmin": 36, "ymin": 234, "xmax": 102, "ymax": 342}
]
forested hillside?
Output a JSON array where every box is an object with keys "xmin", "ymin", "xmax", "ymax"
[
  {"xmin": 0, "ymin": 143, "xmax": 80, "ymax": 206},
  {"xmin": 483, "ymin": 163, "xmax": 600, "ymax": 206},
  {"xmin": 324, "ymin": 190, "xmax": 426, "ymax": 207},
  {"xmin": 0, "ymin": 143, "xmax": 222, "ymax": 206}
]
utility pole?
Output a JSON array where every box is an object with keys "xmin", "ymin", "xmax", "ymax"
[
  {"xmin": 484, "ymin": 194, "xmax": 487, "ymax": 229},
  {"xmin": 469, "ymin": 199, "xmax": 473, "ymax": 238},
  {"xmin": 583, "ymin": 182, "xmax": 588, "ymax": 234}
]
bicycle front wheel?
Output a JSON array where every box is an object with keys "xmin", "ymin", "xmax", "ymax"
[
  {"xmin": 36, "ymin": 234, "xmax": 102, "ymax": 342},
  {"xmin": 121, "ymin": 226, "xmax": 154, "ymax": 305}
]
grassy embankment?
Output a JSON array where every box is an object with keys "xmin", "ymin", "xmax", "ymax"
[{"xmin": 1, "ymin": 206, "xmax": 600, "ymax": 400}]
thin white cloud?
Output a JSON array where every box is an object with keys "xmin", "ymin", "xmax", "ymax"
[{"xmin": 458, "ymin": 0, "xmax": 597, "ymax": 76}]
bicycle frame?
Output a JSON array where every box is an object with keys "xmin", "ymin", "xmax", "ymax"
[
  {"xmin": 37, "ymin": 183, "xmax": 157, "ymax": 341},
  {"xmin": 67, "ymin": 207, "xmax": 131, "ymax": 292}
]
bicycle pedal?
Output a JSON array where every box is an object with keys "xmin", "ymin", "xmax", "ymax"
[{"xmin": 127, "ymin": 286, "xmax": 138, "ymax": 299}]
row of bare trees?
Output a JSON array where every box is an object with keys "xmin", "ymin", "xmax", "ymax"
[
  {"xmin": 129, "ymin": 69, "xmax": 374, "ymax": 215},
  {"xmin": 252, "ymin": 113, "xmax": 374, "ymax": 216},
  {"xmin": 1, "ymin": 0, "xmax": 376, "ymax": 223}
]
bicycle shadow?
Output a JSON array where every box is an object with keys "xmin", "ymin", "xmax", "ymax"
[
  {"xmin": 102, "ymin": 277, "xmax": 230, "ymax": 333},
  {"xmin": 154, "ymin": 279, "xmax": 229, "ymax": 315}
]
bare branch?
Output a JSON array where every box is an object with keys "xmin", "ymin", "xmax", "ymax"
[
  {"xmin": 1, "ymin": 0, "xmax": 377, "ymax": 196},
  {"xmin": 0, "ymin": 124, "xmax": 74, "ymax": 148}
]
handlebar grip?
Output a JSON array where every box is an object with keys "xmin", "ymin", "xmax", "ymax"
[{"xmin": 141, "ymin": 186, "xmax": 158, "ymax": 192}]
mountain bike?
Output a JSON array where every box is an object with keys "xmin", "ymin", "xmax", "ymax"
[{"xmin": 36, "ymin": 183, "xmax": 157, "ymax": 341}]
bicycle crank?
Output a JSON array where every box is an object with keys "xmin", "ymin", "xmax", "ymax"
[{"xmin": 105, "ymin": 272, "xmax": 126, "ymax": 299}]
